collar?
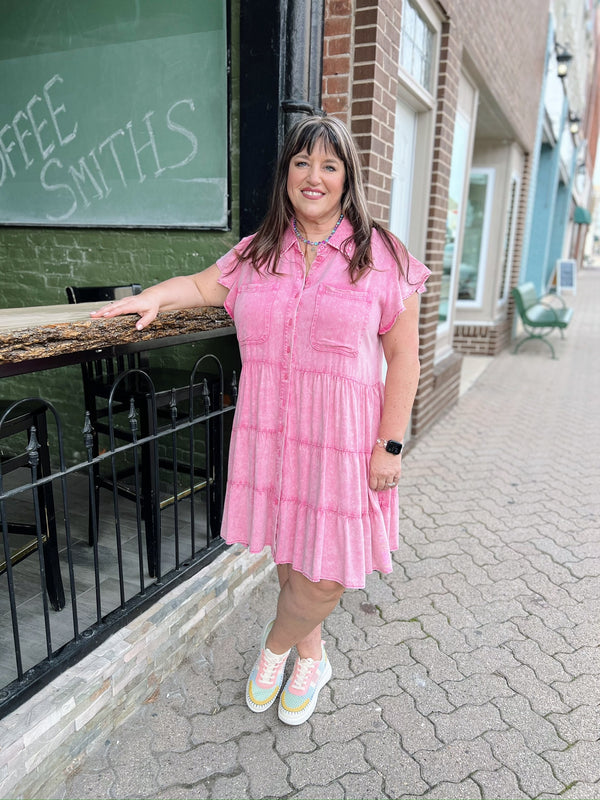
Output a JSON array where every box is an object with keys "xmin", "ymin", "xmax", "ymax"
[{"xmin": 282, "ymin": 216, "xmax": 355, "ymax": 255}]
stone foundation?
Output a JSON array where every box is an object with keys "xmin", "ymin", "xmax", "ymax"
[{"xmin": 0, "ymin": 545, "xmax": 274, "ymax": 799}]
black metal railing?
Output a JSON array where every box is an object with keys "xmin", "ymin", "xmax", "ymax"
[{"xmin": 0, "ymin": 356, "xmax": 236, "ymax": 718}]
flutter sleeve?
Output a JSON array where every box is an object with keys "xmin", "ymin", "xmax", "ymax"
[
  {"xmin": 215, "ymin": 235, "xmax": 254, "ymax": 319},
  {"xmin": 379, "ymin": 250, "xmax": 431, "ymax": 335}
]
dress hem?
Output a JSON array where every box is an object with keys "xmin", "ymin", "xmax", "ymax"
[{"xmin": 221, "ymin": 537, "xmax": 395, "ymax": 590}]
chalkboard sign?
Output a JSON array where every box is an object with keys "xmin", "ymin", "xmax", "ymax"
[
  {"xmin": 556, "ymin": 259, "xmax": 576, "ymax": 295},
  {"xmin": 0, "ymin": 0, "xmax": 228, "ymax": 228}
]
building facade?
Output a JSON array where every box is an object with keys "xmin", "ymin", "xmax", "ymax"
[
  {"xmin": 3, "ymin": 2, "xmax": 600, "ymax": 789},
  {"xmin": 2, "ymin": 0, "xmax": 598, "ymax": 444},
  {"xmin": 322, "ymin": 0, "xmax": 550, "ymax": 437},
  {"xmin": 521, "ymin": 0, "xmax": 598, "ymax": 294}
]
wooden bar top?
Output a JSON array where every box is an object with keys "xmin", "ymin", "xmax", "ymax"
[{"xmin": 0, "ymin": 303, "xmax": 233, "ymax": 365}]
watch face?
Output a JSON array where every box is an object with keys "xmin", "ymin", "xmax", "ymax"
[{"xmin": 385, "ymin": 440, "xmax": 403, "ymax": 455}]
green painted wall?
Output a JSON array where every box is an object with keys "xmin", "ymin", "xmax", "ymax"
[{"xmin": 0, "ymin": 1, "xmax": 241, "ymax": 461}]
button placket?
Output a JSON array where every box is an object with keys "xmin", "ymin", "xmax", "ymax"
[{"xmin": 271, "ymin": 260, "xmax": 306, "ymax": 555}]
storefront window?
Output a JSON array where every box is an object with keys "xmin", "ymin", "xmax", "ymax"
[
  {"xmin": 439, "ymin": 114, "xmax": 470, "ymax": 324},
  {"xmin": 458, "ymin": 170, "xmax": 494, "ymax": 303}
]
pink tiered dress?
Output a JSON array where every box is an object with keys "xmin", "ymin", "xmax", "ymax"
[{"xmin": 216, "ymin": 219, "xmax": 430, "ymax": 588}]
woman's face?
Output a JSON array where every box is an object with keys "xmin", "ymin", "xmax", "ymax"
[{"xmin": 286, "ymin": 139, "xmax": 346, "ymax": 230}]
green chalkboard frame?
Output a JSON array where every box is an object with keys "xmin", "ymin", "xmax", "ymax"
[{"xmin": 0, "ymin": 0, "xmax": 230, "ymax": 229}]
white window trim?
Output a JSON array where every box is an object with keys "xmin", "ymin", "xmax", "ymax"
[{"xmin": 393, "ymin": 0, "xmax": 442, "ymax": 259}]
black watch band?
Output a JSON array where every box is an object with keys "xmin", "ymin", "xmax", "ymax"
[{"xmin": 376, "ymin": 437, "xmax": 403, "ymax": 456}]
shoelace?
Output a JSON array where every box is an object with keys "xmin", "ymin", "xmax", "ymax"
[
  {"xmin": 290, "ymin": 657, "xmax": 317, "ymax": 692},
  {"xmin": 257, "ymin": 650, "xmax": 286, "ymax": 684}
]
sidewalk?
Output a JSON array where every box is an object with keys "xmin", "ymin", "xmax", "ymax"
[{"xmin": 53, "ymin": 267, "xmax": 600, "ymax": 800}]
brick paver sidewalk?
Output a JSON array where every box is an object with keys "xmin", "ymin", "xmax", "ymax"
[{"xmin": 57, "ymin": 265, "xmax": 600, "ymax": 800}]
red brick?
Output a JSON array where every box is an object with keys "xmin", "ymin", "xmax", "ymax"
[
  {"xmin": 324, "ymin": 17, "xmax": 352, "ymax": 37},
  {"xmin": 328, "ymin": 0, "xmax": 353, "ymax": 14},
  {"xmin": 353, "ymin": 62, "xmax": 376, "ymax": 81},
  {"xmin": 354, "ymin": 43, "xmax": 378, "ymax": 63},
  {"xmin": 355, "ymin": 8, "xmax": 379, "ymax": 27},
  {"xmin": 326, "ymin": 36, "xmax": 352, "ymax": 56},
  {"xmin": 323, "ymin": 54, "xmax": 351, "ymax": 75},
  {"xmin": 325, "ymin": 75, "xmax": 351, "ymax": 95}
]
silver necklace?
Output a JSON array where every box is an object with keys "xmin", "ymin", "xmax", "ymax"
[{"xmin": 292, "ymin": 214, "xmax": 344, "ymax": 248}]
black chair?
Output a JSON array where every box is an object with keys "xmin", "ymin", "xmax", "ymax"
[
  {"xmin": 66, "ymin": 285, "xmax": 224, "ymax": 577},
  {"xmin": 0, "ymin": 399, "xmax": 65, "ymax": 612}
]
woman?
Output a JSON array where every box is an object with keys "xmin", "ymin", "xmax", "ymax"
[{"xmin": 93, "ymin": 115, "xmax": 430, "ymax": 726}]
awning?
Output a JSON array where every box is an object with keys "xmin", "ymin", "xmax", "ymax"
[{"xmin": 574, "ymin": 206, "xmax": 592, "ymax": 225}]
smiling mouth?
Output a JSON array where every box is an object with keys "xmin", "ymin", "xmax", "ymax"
[{"xmin": 301, "ymin": 189, "xmax": 324, "ymax": 198}]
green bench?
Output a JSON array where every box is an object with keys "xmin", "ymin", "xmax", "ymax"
[{"xmin": 511, "ymin": 282, "xmax": 574, "ymax": 359}]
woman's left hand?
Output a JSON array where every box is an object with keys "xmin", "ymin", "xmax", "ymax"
[{"xmin": 369, "ymin": 447, "xmax": 402, "ymax": 492}]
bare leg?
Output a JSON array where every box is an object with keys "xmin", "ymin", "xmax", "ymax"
[
  {"xmin": 266, "ymin": 566, "xmax": 344, "ymax": 660},
  {"xmin": 274, "ymin": 564, "xmax": 322, "ymax": 657}
]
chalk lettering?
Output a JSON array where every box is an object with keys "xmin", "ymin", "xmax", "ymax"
[
  {"xmin": 2, "ymin": 76, "xmax": 209, "ymax": 222},
  {"xmin": 0, "ymin": 124, "xmax": 17, "ymax": 179},
  {"xmin": 12, "ymin": 110, "xmax": 34, "ymax": 169},
  {"xmin": 26, "ymin": 94, "xmax": 55, "ymax": 160},
  {"xmin": 43, "ymin": 74, "xmax": 77, "ymax": 146},
  {"xmin": 89, "ymin": 147, "xmax": 111, "ymax": 197},
  {"xmin": 166, "ymin": 99, "xmax": 198, "ymax": 170},
  {"xmin": 99, "ymin": 129, "xmax": 127, "ymax": 188},
  {"xmin": 40, "ymin": 157, "xmax": 77, "ymax": 221},
  {"xmin": 126, "ymin": 111, "xmax": 165, "ymax": 183},
  {"xmin": 68, "ymin": 156, "xmax": 103, "ymax": 207}
]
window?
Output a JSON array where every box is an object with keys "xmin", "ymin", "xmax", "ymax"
[
  {"xmin": 439, "ymin": 113, "xmax": 470, "ymax": 325},
  {"xmin": 458, "ymin": 169, "xmax": 494, "ymax": 304},
  {"xmin": 400, "ymin": 0, "xmax": 434, "ymax": 93},
  {"xmin": 389, "ymin": 99, "xmax": 417, "ymax": 245}
]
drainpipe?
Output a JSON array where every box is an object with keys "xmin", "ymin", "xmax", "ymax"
[{"xmin": 280, "ymin": 0, "xmax": 326, "ymax": 136}]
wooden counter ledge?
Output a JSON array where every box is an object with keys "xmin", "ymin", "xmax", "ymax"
[{"xmin": 0, "ymin": 304, "xmax": 233, "ymax": 364}]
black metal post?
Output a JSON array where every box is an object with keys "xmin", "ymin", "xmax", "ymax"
[
  {"xmin": 239, "ymin": 0, "xmax": 325, "ymax": 236},
  {"xmin": 281, "ymin": 0, "xmax": 325, "ymax": 133}
]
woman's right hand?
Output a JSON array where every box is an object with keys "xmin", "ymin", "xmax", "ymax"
[
  {"xmin": 90, "ymin": 267, "xmax": 227, "ymax": 331},
  {"xmin": 90, "ymin": 292, "xmax": 161, "ymax": 331}
]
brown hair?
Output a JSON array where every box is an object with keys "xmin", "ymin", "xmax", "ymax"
[{"xmin": 238, "ymin": 115, "xmax": 408, "ymax": 282}]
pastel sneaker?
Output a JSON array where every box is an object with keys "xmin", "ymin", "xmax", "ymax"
[
  {"xmin": 246, "ymin": 619, "xmax": 290, "ymax": 713},
  {"xmin": 278, "ymin": 642, "xmax": 332, "ymax": 726}
]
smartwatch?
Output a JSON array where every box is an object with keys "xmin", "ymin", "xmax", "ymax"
[{"xmin": 376, "ymin": 437, "xmax": 403, "ymax": 456}]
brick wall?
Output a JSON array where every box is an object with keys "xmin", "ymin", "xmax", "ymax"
[
  {"xmin": 453, "ymin": 320, "xmax": 512, "ymax": 356},
  {"xmin": 350, "ymin": 0, "xmax": 401, "ymax": 223},
  {"xmin": 443, "ymin": 0, "xmax": 548, "ymax": 152},
  {"xmin": 322, "ymin": 0, "xmax": 354, "ymax": 125}
]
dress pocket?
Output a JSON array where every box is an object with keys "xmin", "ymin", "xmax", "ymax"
[
  {"xmin": 234, "ymin": 282, "xmax": 278, "ymax": 344},
  {"xmin": 310, "ymin": 285, "xmax": 372, "ymax": 357}
]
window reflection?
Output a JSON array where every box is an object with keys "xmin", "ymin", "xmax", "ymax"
[
  {"xmin": 459, "ymin": 173, "xmax": 489, "ymax": 301},
  {"xmin": 439, "ymin": 116, "xmax": 469, "ymax": 324}
]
